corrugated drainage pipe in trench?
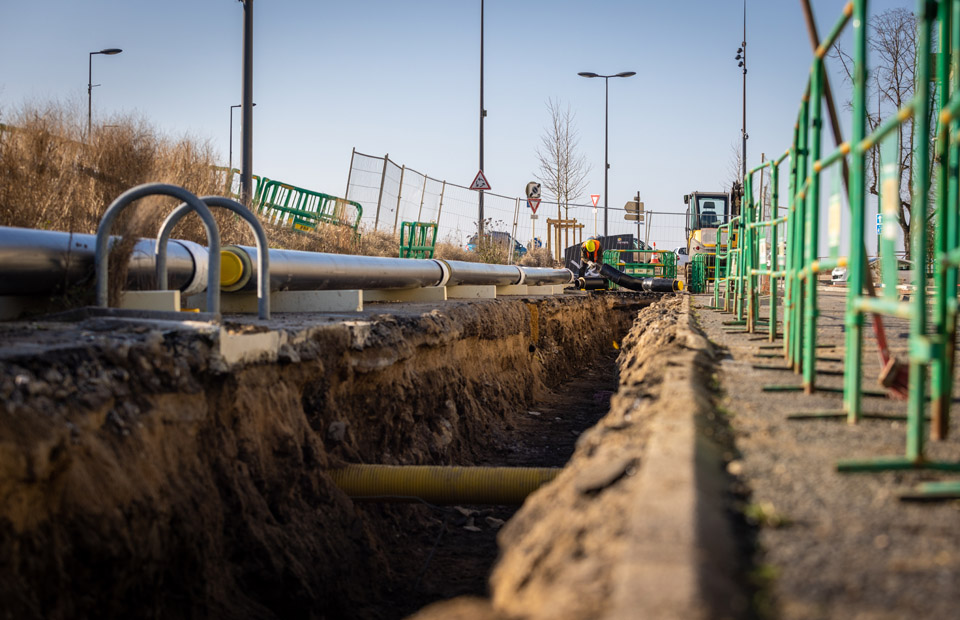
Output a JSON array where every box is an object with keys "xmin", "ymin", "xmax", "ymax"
[{"xmin": 328, "ymin": 465, "xmax": 560, "ymax": 505}]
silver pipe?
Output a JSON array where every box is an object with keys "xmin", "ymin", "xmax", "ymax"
[
  {"xmin": 439, "ymin": 260, "xmax": 522, "ymax": 287},
  {"xmin": 0, "ymin": 226, "xmax": 202, "ymax": 296},
  {"xmin": 225, "ymin": 245, "xmax": 447, "ymax": 292},
  {"xmin": 519, "ymin": 266, "xmax": 574, "ymax": 286}
]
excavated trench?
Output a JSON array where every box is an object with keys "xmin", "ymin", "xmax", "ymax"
[{"xmin": 0, "ymin": 291, "xmax": 680, "ymax": 619}]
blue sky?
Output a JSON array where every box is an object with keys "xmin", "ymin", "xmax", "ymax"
[{"xmin": 1, "ymin": 0, "xmax": 912, "ymax": 251}]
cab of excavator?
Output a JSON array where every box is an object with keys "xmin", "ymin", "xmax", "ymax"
[{"xmin": 683, "ymin": 192, "xmax": 730, "ymax": 235}]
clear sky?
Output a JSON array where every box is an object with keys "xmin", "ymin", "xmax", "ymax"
[{"xmin": 1, "ymin": 0, "xmax": 913, "ymax": 252}]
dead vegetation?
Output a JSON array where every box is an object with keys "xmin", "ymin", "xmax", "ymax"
[{"xmin": 0, "ymin": 103, "xmax": 533, "ymax": 270}]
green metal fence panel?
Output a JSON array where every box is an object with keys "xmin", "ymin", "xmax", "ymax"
[
  {"xmin": 257, "ymin": 180, "xmax": 363, "ymax": 235},
  {"xmin": 399, "ymin": 221, "xmax": 438, "ymax": 258}
]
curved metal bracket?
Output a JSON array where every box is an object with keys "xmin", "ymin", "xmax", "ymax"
[
  {"xmin": 157, "ymin": 196, "xmax": 270, "ymax": 320},
  {"xmin": 95, "ymin": 183, "xmax": 221, "ymax": 314}
]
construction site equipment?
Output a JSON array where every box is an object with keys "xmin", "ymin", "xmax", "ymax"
[
  {"xmin": 602, "ymin": 249, "xmax": 676, "ymax": 279},
  {"xmin": 399, "ymin": 221, "xmax": 438, "ymax": 258},
  {"xmin": 683, "ymin": 189, "xmax": 741, "ymax": 291}
]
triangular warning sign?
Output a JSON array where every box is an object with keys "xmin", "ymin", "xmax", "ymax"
[
  {"xmin": 590, "ymin": 194, "xmax": 600, "ymax": 207},
  {"xmin": 528, "ymin": 198, "xmax": 541, "ymax": 213},
  {"xmin": 469, "ymin": 170, "xmax": 491, "ymax": 191}
]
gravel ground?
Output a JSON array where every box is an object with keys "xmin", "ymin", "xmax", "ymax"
[{"xmin": 694, "ymin": 286, "xmax": 960, "ymax": 619}]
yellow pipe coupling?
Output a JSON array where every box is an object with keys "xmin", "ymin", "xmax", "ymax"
[{"xmin": 327, "ymin": 464, "xmax": 560, "ymax": 505}]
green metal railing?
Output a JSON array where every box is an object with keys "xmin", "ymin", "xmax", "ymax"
[
  {"xmin": 256, "ymin": 180, "xmax": 363, "ymax": 236},
  {"xmin": 602, "ymin": 249, "xmax": 676, "ymax": 281},
  {"xmin": 399, "ymin": 221, "xmax": 438, "ymax": 258},
  {"xmin": 713, "ymin": 0, "xmax": 960, "ymax": 494},
  {"xmin": 690, "ymin": 252, "xmax": 710, "ymax": 294}
]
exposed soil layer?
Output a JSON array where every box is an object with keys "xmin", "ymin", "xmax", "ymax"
[
  {"xmin": 695, "ymin": 287, "xmax": 960, "ymax": 619},
  {"xmin": 413, "ymin": 295, "xmax": 749, "ymax": 620},
  {"xmin": 0, "ymin": 292, "xmax": 653, "ymax": 619}
]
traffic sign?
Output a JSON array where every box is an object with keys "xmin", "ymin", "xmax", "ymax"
[
  {"xmin": 625, "ymin": 213, "xmax": 644, "ymax": 222},
  {"xmin": 469, "ymin": 170, "xmax": 491, "ymax": 191},
  {"xmin": 590, "ymin": 194, "xmax": 600, "ymax": 207},
  {"xmin": 625, "ymin": 200, "xmax": 644, "ymax": 213},
  {"xmin": 525, "ymin": 181, "xmax": 541, "ymax": 199},
  {"xmin": 877, "ymin": 223, "xmax": 882, "ymax": 234},
  {"xmin": 527, "ymin": 198, "xmax": 541, "ymax": 213},
  {"xmin": 531, "ymin": 214, "xmax": 539, "ymax": 220},
  {"xmin": 876, "ymin": 213, "xmax": 882, "ymax": 225}
]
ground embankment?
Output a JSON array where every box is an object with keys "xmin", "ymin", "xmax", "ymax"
[
  {"xmin": 414, "ymin": 295, "xmax": 748, "ymax": 620},
  {"xmin": 0, "ymin": 293, "xmax": 649, "ymax": 619}
]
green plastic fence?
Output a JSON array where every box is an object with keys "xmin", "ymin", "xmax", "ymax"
[
  {"xmin": 399, "ymin": 221, "xmax": 438, "ymax": 258},
  {"xmin": 256, "ymin": 180, "xmax": 363, "ymax": 235},
  {"xmin": 602, "ymin": 249, "xmax": 676, "ymax": 286}
]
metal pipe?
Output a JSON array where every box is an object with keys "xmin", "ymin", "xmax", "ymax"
[
  {"xmin": 224, "ymin": 245, "xmax": 448, "ymax": 292},
  {"xmin": 328, "ymin": 464, "xmax": 559, "ymax": 505},
  {"xmin": 441, "ymin": 260, "xmax": 522, "ymax": 286},
  {"xmin": 519, "ymin": 266, "xmax": 574, "ymax": 286},
  {"xmin": 0, "ymin": 226, "xmax": 203, "ymax": 296},
  {"xmin": 95, "ymin": 184, "xmax": 220, "ymax": 313}
]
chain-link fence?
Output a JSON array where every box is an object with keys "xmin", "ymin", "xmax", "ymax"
[{"xmin": 344, "ymin": 148, "xmax": 691, "ymax": 256}]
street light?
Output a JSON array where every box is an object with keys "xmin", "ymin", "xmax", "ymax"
[
  {"xmin": 578, "ymin": 70, "xmax": 636, "ymax": 238},
  {"xmin": 735, "ymin": 0, "xmax": 747, "ymax": 184},
  {"xmin": 229, "ymin": 102, "xmax": 256, "ymax": 175},
  {"xmin": 87, "ymin": 48, "xmax": 123, "ymax": 139}
]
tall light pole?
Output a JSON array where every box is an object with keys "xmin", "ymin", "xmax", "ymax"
[
  {"xmin": 239, "ymin": 0, "xmax": 254, "ymax": 206},
  {"xmin": 735, "ymin": 0, "xmax": 747, "ymax": 183},
  {"xmin": 229, "ymin": 102, "xmax": 256, "ymax": 174},
  {"xmin": 577, "ymin": 70, "xmax": 636, "ymax": 238},
  {"xmin": 87, "ymin": 48, "xmax": 122, "ymax": 139}
]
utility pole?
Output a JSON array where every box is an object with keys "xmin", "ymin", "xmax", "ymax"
[
  {"xmin": 740, "ymin": 0, "xmax": 747, "ymax": 182},
  {"xmin": 478, "ymin": 0, "xmax": 485, "ymax": 239}
]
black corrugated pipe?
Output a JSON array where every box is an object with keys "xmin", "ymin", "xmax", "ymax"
[
  {"xmin": 576, "ymin": 276, "xmax": 608, "ymax": 290},
  {"xmin": 596, "ymin": 263, "xmax": 682, "ymax": 293}
]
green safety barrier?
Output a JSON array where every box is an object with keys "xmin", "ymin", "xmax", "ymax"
[
  {"xmin": 690, "ymin": 252, "xmax": 712, "ymax": 294},
  {"xmin": 256, "ymin": 180, "xmax": 363, "ymax": 236},
  {"xmin": 718, "ymin": 0, "xmax": 960, "ymax": 495},
  {"xmin": 601, "ymin": 249, "xmax": 676, "ymax": 287},
  {"xmin": 399, "ymin": 221, "xmax": 438, "ymax": 258}
]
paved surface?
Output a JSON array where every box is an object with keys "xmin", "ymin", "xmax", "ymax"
[{"xmin": 694, "ymin": 286, "xmax": 960, "ymax": 619}]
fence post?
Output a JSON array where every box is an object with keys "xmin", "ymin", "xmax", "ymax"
[
  {"xmin": 345, "ymin": 147, "xmax": 356, "ymax": 198},
  {"xmin": 436, "ymin": 180, "xmax": 447, "ymax": 228},
  {"xmin": 394, "ymin": 165, "xmax": 406, "ymax": 235},
  {"xmin": 416, "ymin": 173, "xmax": 427, "ymax": 223},
  {"xmin": 374, "ymin": 153, "xmax": 389, "ymax": 231}
]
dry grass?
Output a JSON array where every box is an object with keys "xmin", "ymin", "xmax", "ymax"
[
  {"xmin": 0, "ymin": 103, "xmax": 521, "ymax": 284},
  {"xmin": 519, "ymin": 247, "xmax": 558, "ymax": 268}
]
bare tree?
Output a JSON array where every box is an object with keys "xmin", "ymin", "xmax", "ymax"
[
  {"xmin": 832, "ymin": 8, "xmax": 934, "ymax": 258},
  {"xmin": 727, "ymin": 141, "xmax": 744, "ymax": 191},
  {"xmin": 535, "ymin": 99, "xmax": 591, "ymax": 230}
]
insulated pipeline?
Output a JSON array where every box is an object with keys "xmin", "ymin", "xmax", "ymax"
[
  {"xmin": 440, "ymin": 260, "xmax": 523, "ymax": 286},
  {"xmin": 223, "ymin": 245, "xmax": 448, "ymax": 292},
  {"xmin": 597, "ymin": 263, "xmax": 683, "ymax": 293},
  {"xmin": 0, "ymin": 226, "xmax": 205, "ymax": 296},
  {"xmin": 327, "ymin": 464, "xmax": 560, "ymax": 505},
  {"xmin": 520, "ymin": 266, "xmax": 575, "ymax": 286}
]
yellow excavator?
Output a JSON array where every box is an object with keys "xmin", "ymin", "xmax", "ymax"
[{"xmin": 682, "ymin": 183, "xmax": 741, "ymax": 288}]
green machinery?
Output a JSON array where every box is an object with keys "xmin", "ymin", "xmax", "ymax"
[{"xmin": 712, "ymin": 0, "xmax": 960, "ymax": 498}]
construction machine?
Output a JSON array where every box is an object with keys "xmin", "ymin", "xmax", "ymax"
[{"xmin": 682, "ymin": 183, "xmax": 742, "ymax": 291}]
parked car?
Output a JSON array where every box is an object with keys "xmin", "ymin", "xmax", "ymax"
[
  {"xmin": 674, "ymin": 246, "xmax": 690, "ymax": 268},
  {"xmin": 831, "ymin": 257, "xmax": 913, "ymax": 285},
  {"xmin": 466, "ymin": 231, "xmax": 527, "ymax": 258}
]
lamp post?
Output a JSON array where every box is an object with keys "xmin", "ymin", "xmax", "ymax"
[
  {"xmin": 735, "ymin": 0, "xmax": 747, "ymax": 183},
  {"xmin": 87, "ymin": 48, "xmax": 123, "ymax": 139},
  {"xmin": 229, "ymin": 102, "xmax": 256, "ymax": 174},
  {"xmin": 577, "ymin": 70, "xmax": 636, "ymax": 238}
]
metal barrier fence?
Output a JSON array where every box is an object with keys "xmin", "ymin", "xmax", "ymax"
[
  {"xmin": 344, "ymin": 149, "xmax": 689, "ymax": 253},
  {"xmin": 713, "ymin": 0, "xmax": 960, "ymax": 496}
]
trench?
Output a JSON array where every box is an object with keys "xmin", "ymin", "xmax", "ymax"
[{"xmin": 0, "ymin": 292, "xmax": 656, "ymax": 619}]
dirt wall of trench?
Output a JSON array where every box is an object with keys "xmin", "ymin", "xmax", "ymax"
[{"xmin": 0, "ymin": 293, "xmax": 652, "ymax": 619}]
